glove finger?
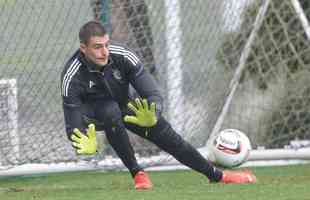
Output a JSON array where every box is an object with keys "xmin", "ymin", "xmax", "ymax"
[
  {"xmin": 72, "ymin": 142, "xmax": 82, "ymax": 149},
  {"xmin": 73, "ymin": 128, "xmax": 84, "ymax": 138},
  {"xmin": 150, "ymin": 102, "xmax": 156, "ymax": 114},
  {"xmin": 124, "ymin": 115, "xmax": 139, "ymax": 125},
  {"xmin": 71, "ymin": 134, "xmax": 81, "ymax": 143},
  {"xmin": 87, "ymin": 123, "xmax": 96, "ymax": 138},
  {"xmin": 142, "ymin": 99, "xmax": 149, "ymax": 110},
  {"xmin": 127, "ymin": 102, "xmax": 139, "ymax": 114},
  {"xmin": 135, "ymin": 98, "xmax": 143, "ymax": 110},
  {"xmin": 77, "ymin": 149, "xmax": 84, "ymax": 154}
]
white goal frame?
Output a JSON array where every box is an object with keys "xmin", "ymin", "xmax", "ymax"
[{"xmin": 0, "ymin": 78, "xmax": 19, "ymax": 166}]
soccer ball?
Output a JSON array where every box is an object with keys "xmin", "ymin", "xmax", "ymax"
[{"xmin": 208, "ymin": 129, "xmax": 251, "ymax": 168}]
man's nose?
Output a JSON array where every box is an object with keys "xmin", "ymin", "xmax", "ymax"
[{"xmin": 102, "ymin": 47, "xmax": 109, "ymax": 55}]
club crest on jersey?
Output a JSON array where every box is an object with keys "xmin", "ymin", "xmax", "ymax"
[
  {"xmin": 112, "ymin": 69, "xmax": 122, "ymax": 80},
  {"xmin": 89, "ymin": 80, "xmax": 95, "ymax": 88}
]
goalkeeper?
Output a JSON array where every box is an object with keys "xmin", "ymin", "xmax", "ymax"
[{"xmin": 61, "ymin": 21, "xmax": 256, "ymax": 190}]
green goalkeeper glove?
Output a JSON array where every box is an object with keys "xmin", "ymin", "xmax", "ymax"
[
  {"xmin": 124, "ymin": 98, "xmax": 157, "ymax": 128},
  {"xmin": 71, "ymin": 124, "xmax": 97, "ymax": 155}
]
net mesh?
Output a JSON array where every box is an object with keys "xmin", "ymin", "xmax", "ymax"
[{"xmin": 0, "ymin": 0, "xmax": 309, "ymax": 168}]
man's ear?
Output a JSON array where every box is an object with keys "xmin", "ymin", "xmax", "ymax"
[{"xmin": 80, "ymin": 43, "xmax": 87, "ymax": 54}]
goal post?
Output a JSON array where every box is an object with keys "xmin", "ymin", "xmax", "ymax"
[
  {"xmin": 0, "ymin": 79, "xmax": 19, "ymax": 166},
  {"xmin": 0, "ymin": 0, "xmax": 310, "ymax": 176},
  {"xmin": 164, "ymin": 0, "xmax": 186, "ymax": 135}
]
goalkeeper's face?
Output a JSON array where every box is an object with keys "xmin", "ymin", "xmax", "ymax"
[{"xmin": 80, "ymin": 34, "xmax": 110, "ymax": 67}]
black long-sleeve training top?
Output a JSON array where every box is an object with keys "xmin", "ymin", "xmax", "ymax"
[{"xmin": 61, "ymin": 44, "xmax": 163, "ymax": 135}]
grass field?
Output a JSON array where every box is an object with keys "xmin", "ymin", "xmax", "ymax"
[{"xmin": 0, "ymin": 164, "xmax": 309, "ymax": 200}]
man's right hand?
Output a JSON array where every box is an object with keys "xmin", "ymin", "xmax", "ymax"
[{"xmin": 71, "ymin": 124, "xmax": 97, "ymax": 155}]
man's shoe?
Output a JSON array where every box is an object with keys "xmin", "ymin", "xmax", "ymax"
[
  {"xmin": 221, "ymin": 170, "xmax": 257, "ymax": 184},
  {"xmin": 134, "ymin": 171, "xmax": 153, "ymax": 190}
]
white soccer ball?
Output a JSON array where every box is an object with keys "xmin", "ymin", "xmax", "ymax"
[{"xmin": 209, "ymin": 129, "xmax": 251, "ymax": 168}]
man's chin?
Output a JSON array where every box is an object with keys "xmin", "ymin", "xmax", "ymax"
[{"xmin": 95, "ymin": 61, "xmax": 108, "ymax": 67}]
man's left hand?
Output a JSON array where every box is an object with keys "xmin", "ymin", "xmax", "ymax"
[{"xmin": 124, "ymin": 98, "xmax": 157, "ymax": 127}]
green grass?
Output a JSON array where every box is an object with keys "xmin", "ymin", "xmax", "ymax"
[{"xmin": 0, "ymin": 164, "xmax": 310, "ymax": 200}]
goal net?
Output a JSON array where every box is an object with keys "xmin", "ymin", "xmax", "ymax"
[{"xmin": 0, "ymin": 0, "xmax": 310, "ymax": 174}]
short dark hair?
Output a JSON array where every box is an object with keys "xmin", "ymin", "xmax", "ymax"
[{"xmin": 79, "ymin": 21, "xmax": 107, "ymax": 44}]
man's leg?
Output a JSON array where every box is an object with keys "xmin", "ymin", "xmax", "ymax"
[
  {"xmin": 94, "ymin": 100, "xmax": 143, "ymax": 177},
  {"xmin": 126, "ymin": 116, "xmax": 256, "ymax": 183},
  {"xmin": 125, "ymin": 117, "xmax": 222, "ymax": 182},
  {"xmin": 95, "ymin": 100, "xmax": 153, "ymax": 189}
]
